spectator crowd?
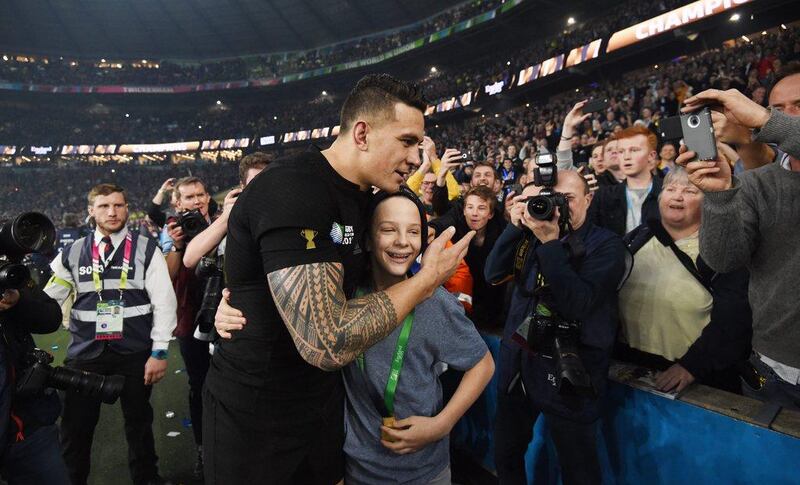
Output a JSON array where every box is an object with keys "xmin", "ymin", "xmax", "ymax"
[
  {"xmin": 2, "ymin": 22, "xmax": 796, "ymax": 224},
  {"xmin": 0, "ymin": 0, "xmax": 741, "ymax": 147},
  {"xmin": 0, "ymin": 0, "xmax": 507, "ymax": 87}
]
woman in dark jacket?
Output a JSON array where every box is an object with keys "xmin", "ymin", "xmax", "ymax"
[{"xmin": 616, "ymin": 167, "xmax": 752, "ymax": 394}]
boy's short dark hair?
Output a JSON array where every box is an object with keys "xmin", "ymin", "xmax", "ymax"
[
  {"xmin": 339, "ymin": 74, "xmax": 427, "ymax": 132},
  {"xmin": 463, "ymin": 185, "xmax": 497, "ymax": 212},
  {"xmin": 238, "ymin": 152, "xmax": 271, "ymax": 185}
]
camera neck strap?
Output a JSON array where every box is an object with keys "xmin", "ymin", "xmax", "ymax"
[
  {"xmin": 514, "ymin": 227, "xmax": 585, "ymax": 297},
  {"xmin": 91, "ymin": 232, "xmax": 132, "ymax": 301},
  {"xmin": 354, "ymin": 288, "xmax": 414, "ymax": 418}
]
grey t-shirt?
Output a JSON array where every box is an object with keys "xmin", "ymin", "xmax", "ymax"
[{"xmin": 343, "ymin": 287, "xmax": 488, "ymax": 485}]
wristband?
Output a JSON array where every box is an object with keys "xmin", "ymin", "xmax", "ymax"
[{"xmin": 151, "ymin": 350, "xmax": 168, "ymax": 360}]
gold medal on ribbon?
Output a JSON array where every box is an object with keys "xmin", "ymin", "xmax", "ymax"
[{"xmin": 381, "ymin": 416, "xmax": 397, "ymax": 442}]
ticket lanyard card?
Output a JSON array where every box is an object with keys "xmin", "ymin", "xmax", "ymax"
[{"xmin": 96, "ymin": 299, "xmax": 124, "ymax": 340}]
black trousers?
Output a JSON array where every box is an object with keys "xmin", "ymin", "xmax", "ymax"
[
  {"xmin": 60, "ymin": 348, "xmax": 158, "ymax": 485},
  {"xmin": 202, "ymin": 384, "xmax": 344, "ymax": 485},
  {"xmin": 177, "ymin": 335, "xmax": 210, "ymax": 446},
  {"xmin": 494, "ymin": 383, "xmax": 602, "ymax": 485}
]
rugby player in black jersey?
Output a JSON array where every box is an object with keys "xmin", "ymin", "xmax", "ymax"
[{"xmin": 203, "ymin": 74, "xmax": 475, "ymax": 484}]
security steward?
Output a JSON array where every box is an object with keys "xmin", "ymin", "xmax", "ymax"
[
  {"xmin": 485, "ymin": 171, "xmax": 626, "ymax": 485},
  {"xmin": 44, "ymin": 183, "xmax": 177, "ymax": 485}
]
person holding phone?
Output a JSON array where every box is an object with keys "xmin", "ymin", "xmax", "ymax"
[
  {"xmin": 678, "ymin": 79, "xmax": 800, "ymax": 409},
  {"xmin": 147, "ymin": 177, "xmax": 177, "ymax": 228}
]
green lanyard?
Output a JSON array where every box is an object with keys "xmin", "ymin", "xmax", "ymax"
[{"xmin": 355, "ymin": 289, "xmax": 414, "ymax": 417}]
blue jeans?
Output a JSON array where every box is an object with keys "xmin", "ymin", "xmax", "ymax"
[
  {"xmin": 0, "ymin": 424, "xmax": 70, "ymax": 485},
  {"xmin": 742, "ymin": 353, "xmax": 800, "ymax": 410}
]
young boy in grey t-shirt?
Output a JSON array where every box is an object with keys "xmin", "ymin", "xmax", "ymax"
[{"xmin": 343, "ymin": 191, "xmax": 494, "ymax": 485}]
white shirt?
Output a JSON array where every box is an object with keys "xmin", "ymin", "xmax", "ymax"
[
  {"xmin": 94, "ymin": 227, "xmax": 126, "ymax": 266},
  {"xmin": 760, "ymin": 353, "xmax": 800, "ymax": 385},
  {"xmin": 47, "ymin": 227, "xmax": 177, "ymax": 352}
]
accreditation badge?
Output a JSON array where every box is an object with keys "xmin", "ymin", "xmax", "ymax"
[{"xmin": 96, "ymin": 299, "xmax": 124, "ymax": 340}]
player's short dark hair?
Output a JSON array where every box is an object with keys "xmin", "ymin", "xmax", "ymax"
[
  {"xmin": 238, "ymin": 152, "xmax": 271, "ymax": 185},
  {"xmin": 339, "ymin": 74, "xmax": 427, "ymax": 132}
]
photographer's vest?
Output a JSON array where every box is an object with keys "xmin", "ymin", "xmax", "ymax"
[{"xmin": 61, "ymin": 232, "xmax": 158, "ymax": 360}]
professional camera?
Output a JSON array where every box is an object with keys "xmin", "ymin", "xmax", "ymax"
[
  {"xmin": 174, "ymin": 209, "xmax": 209, "ymax": 242},
  {"xmin": 16, "ymin": 349, "xmax": 124, "ymax": 404},
  {"xmin": 513, "ymin": 303, "xmax": 595, "ymax": 398},
  {"xmin": 194, "ymin": 253, "xmax": 224, "ymax": 341},
  {"xmin": 0, "ymin": 212, "xmax": 56, "ymax": 292},
  {"xmin": 526, "ymin": 153, "xmax": 571, "ymax": 232}
]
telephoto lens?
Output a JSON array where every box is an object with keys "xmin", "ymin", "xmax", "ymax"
[
  {"xmin": 0, "ymin": 212, "xmax": 57, "ymax": 291},
  {"xmin": 0, "ymin": 260, "xmax": 30, "ymax": 292},
  {"xmin": 553, "ymin": 329, "xmax": 596, "ymax": 398},
  {"xmin": 48, "ymin": 366, "xmax": 126, "ymax": 404},
  {"xmin": 16, "ymin": 349, "xmax": 125, "ymax": 404},
  {"xmin": 0, "ymin": 212, "xmax": 56, "ymax": 256}
]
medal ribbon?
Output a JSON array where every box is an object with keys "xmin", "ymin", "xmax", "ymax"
[{"xmin": 355, "ymin": 288, "xmax": 414, "ymax": 417}]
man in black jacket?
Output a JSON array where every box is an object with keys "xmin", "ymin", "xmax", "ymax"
[
  {"xmin": 430, "ymin": 185, "xmax": 508, "ymax": 327},
  {"xmin": 590, "ymin": 126, "xmax": 662, "ymax": 236},
  {"xmin": 0, "ymin": 286, "xmax": 70, "ymax": 484},
  {"xmin": 486, "ymin": 171, "xmax": 626, "ymax": 485}
]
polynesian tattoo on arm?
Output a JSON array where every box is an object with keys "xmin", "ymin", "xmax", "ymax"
[{"xmin": 268, "ymin": 262, "xmax": 399, "ymax": 371}]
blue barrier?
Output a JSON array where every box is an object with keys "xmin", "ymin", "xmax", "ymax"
[{"xmin": 451, "ymin": 334, "xmax": 800, "ymax": 484}]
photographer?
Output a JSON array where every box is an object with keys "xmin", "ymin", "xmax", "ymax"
[
  {"xmin": 0, "ymin": 286, "xmax": 70, "ymax": 484},
  {"xmin": 183, "ymin": 153, "xmax": 269, "ymax": 270},
  {"xmin": 44, "ymin": 183, "xmax": 176, "ymax": 485},
  {"xmin": 175, "ymin": 155, "xmax": 267, "ymax": 479},
  {"xmin": 163, "ymin": 176, "xmax": 216, "ymax": 480},
  {"xmin": 485, "ymin": 168, "xmax": 626, "ymax": 485}
]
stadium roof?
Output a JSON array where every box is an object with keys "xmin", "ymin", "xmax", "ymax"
[{"xmin": 0, "ymin": 0, "xmax": 465, "ymax": 60}]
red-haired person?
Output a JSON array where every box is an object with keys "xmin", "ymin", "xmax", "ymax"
[{"xmin": 589, "ymin": 126, "xmax": 662, "ymax": 236}]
